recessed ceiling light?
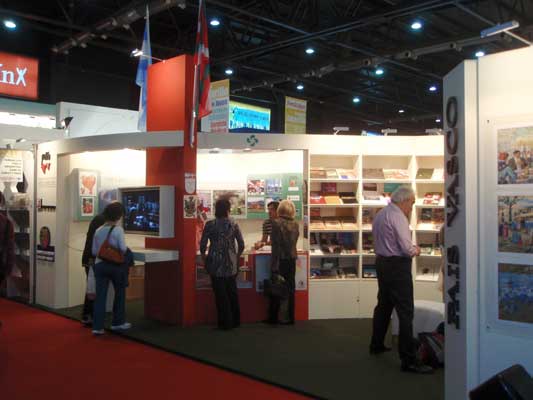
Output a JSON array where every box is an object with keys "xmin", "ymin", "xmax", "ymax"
[
  {"xmin": 353, "ymin": 96, "xmax": 361, "ymax": 104},
  {"xmin": 436, "ymin": 118, "xmax": 441, "ymax": 123},
  {"xmin": 398, "ymin": 109, "xmax": 405, "ymax": 114},
  {"xmin": 410, "ymin": 20, "xmax": 423, "ymax": 30},
  {"xmin": 4, "ymin": 20, "xmax": 16, "ymax": 30},
  {"xmin": 429, "ymin": 85, "xmax": 437, "ymax": 92},
  {"xmin": 305, "ymin": 47, "xmax": 315, "ymax": 55},
  {"xmin": 225, "ymin": 68, "xmax": 233, "ymax": 75},
  {"xmin": 296, "ymin": 84, "xmax": 304, "ymax": 90},
  {"xmin": 209, "ymin": 18, "xmax": 220, "ymax": 27},
  {"xmin": 475, "ymin": 50, "xmax": 485, "ymax": 58},
  {"xmin": 131, "ymin": 48, "xmax": 143, "ymax": 57},
  {"xmin": 375, "ymin": 67, "xmax": 384, "ymax": 76}
]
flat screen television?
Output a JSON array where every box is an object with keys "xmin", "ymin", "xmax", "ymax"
[
  {"xmin": 229, "ymin": 100, "xmax": 271, "ymax": 132},
  {"xmin": 119, "ymin": 186, "xmax": 174, "ymax": 237}
]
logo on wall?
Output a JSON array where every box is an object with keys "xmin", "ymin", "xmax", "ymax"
[
  {"xmin": 0, "ymin": 51, "xmax": 39, "ymax": 100},
  {"xmin": 246, "ymin": 134, "xmax": 259, "ymax": 147},
  {"xmin": 41, "ymin": 152, "xmax": 51, "ymax": 174}
]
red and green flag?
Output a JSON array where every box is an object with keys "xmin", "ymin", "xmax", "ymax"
[{"xmin": 194, "ymin": 0, "xmax": 211, "ymax": 119}]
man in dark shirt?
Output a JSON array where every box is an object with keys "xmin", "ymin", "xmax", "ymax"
[
  {"xmin": 0, "ymin": 211, "xmax": 15, "ymax": 328},
  {"xmin": 81, "ymin": 213, "xmax": 106, "ymax": 325}
]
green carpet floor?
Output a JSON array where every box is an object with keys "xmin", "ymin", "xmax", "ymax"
[{"xmin": 55, "ymin": 300, "xmax": 443, "ymax": 400}]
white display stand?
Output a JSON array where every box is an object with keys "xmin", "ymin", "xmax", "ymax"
[
  {"xmin": 197, "ymin": 133, "xmax": 444, "ymax": 319},
  {"xmin": 444, "ymin": 47, "xmax": 533, "ymax": 400}
]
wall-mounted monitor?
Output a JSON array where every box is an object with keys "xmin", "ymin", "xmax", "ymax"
[
  {"xmin": 119, "ymin": 185, "xmax": 174, "ymax": 238},
  {"xmin": 229, "ymin": 100, "xmax": 271, "ymax": 132}
]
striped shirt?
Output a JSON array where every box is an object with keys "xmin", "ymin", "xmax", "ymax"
[{"xmin": 262, "ymin": 218, "xmax": 273, "ymax": 237}]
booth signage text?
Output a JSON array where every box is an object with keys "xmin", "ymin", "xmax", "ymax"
[{"xmin": 0, "ymin": 51, "xmax": 39, "ymax": 100}]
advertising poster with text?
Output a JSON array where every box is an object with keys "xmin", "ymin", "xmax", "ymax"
[
  {"xmin": 200, "ymin": 79, "xmax": 229, "ymax": 133},
  {"xmin": 284, "ymin": 96, "xmax": 307, "ymax": 134}
]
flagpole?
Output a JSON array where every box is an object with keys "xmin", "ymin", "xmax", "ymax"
[{"xmin": 190, "ymin": 62, "xmax": 199, "ymax": 148}]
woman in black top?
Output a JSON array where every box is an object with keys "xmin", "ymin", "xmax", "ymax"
[
  {"xmin": 266, "ymin": 199, "xmax": 299, "ymax": 325},
  {"xmin": 200, "ymin": 198, "xmax": 245, "ymax": 330}
]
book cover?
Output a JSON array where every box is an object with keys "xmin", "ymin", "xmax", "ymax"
[
  {"xmin": 432, "ymin": 209, "xmax": 444, "ymax": 223},
  {"xmin": 324, "ymin": 218, "xmax": 342, "ymax": 228},
  {"xmin": 337, "ymin": 169, "xmax": 357, "ymax": 180},
  {"xmin": 310, "ymin": 207, "xmax": 321, "ymax": 217},
  {"xmin": 363, "ymin": 168, "xmax": 384, "ymax": 179},
  {"xmin": 362, "ymin": 209, "xmax": 373, "ymax": 225},
  {"xmin": 310, "ymin": 168, "xmax": 326, "ymax": 179},
  {"xmin": 419, "ymin": 244, "xmax": 433, "ymax": 255},
  {"xmin": 339, "ymin": 191, "xmax": 358, "ymax": 204},
  {"xmin": 324, "ymin": 195, "xmax": 342, "ymax": 204},
  {"xmin": 422, "ymin": 192, "xmax": 442, "ymax": 205},
  {"xmin": 325, "ymin": 168, "xmax": 338, "ymax": 179},
  {"xmin": 338, "ymin": 232, "xmax": 357, "ymax": 252},
  {"xmin": 340, "ymin": 217, "xmax": 358, "ymax": 229},
  {"xmin": 416, "ymin": 168, "xmax": 434, "ymax": 179},
  {"xmin": 321, "ymin": 182, "xmax": 337, "ymax": 194},
  {"xmin": 310, "ymin": 218, "xmax": 325, "ymax": 229},
  {"xmin": 310, "ymin": 191, "xmax": 326, "ymax": 204},
  {"xmin": 363, "ymin": 266, "xmax": 377, "ymax": 278},
  {"xmin": 362, "ymin": 233, "xmax": 374, "ymax": 252},
  {"xmin": 383, "ymin": 169, "xmax": 410, "ymax": 180},
  {"xmin": 420, "ymin": 208, "xmax": 433, "ymax": 222}
]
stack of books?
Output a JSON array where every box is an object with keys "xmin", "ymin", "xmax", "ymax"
[
  {"xmin": 421, "ymin": 192, "xmax": 443, "ymax": 205},
  {"xmin": 416, "ymin": 168, "xmax": 434, "ymax": 179},
  {"xmin": 383, "ymin": 169, "xmax": 410, "ymax": 180},
  {"xmin": 363, "ymin": 168, "xmax": 384, "ymax": 179},
  {"xmin": 339, "ymin": 192, "xmax": 358, "ymax": 204},
  {"xmin": 418, "ymin": 208, "xmax": 445, "ymax": 230}
]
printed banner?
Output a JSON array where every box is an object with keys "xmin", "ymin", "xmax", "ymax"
[
  {"xmin": 0, "ymin": 150, "xmax": 23, "ymax": 182},
  {"xmin": 284, "ymin": 96, "xmax": 307, "ymax": 134},
  {"xmin": 0, "ymin": 51, "xmax": 39, "ymax": 100},
  {"xmin": 200, "ymin": 79, "xmax": 229, "ymax": 133}
]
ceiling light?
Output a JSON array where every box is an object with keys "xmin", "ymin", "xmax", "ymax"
[
  {"xmin": 410, "ymin": 20, "xmax": 423, "ymax": 30},
  {"xmin": 375, "ymin": 67, "xmax": 384, "ymax": 76},
  {"xmin": 436, "ymin": 118, "xmax": 441, "ymax": 123},
  {"xmin": 209, "ymin": 18, "xmax": 220, "ymax": 27},
  {"xmin": 225, "ymin": 68, "xmax": 234, "ymax": 75},
  {"xmin": 481, "ymin": 20, "xmax": 519, "ymax": 38},
  {"xmin": 475, "ymin": 50, "xmax": 485, "ymax": 58},
  {"xmin": 4, "ymin": 20, "xmax": 16, "ymax": 30},
  {"xmin": 131, "ymin": 48, "xmax": 143, "ymax": 57},
  {"xmin": 352, "ymin": 96, "xmax": 361, "ymax": 104},
  {"xmin": 296, "ymin": 84, "xmax": 304, "ymax": 90},
  {"xmin": 398, "ymin": 109, "xmax": 405, "ymax": 114},
  {"xmin": 305, "ymin": 47, "xmax": 315, "ymax": 55},
  {"xmin": 429, "ymin": 85, "xmax": 437, "ymax": 92}
]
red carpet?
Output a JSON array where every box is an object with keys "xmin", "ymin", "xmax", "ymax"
[{"xmin": 0, "ymin": 299, "xmax": 309, "ymax": 400}]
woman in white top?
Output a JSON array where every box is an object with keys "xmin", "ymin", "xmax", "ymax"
[{"xmin": 91, "ymin": 202, "xmax": 129, "ymax": 335}]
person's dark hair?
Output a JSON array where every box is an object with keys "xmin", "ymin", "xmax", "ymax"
[
  {"xmin": 513, "ymin": 150, "xmax": 521, "ymax": 156},
  {"xmin": 103, "ymin": 202, "xmax": 124, "ymax": 222},
  {"xmin": 267, "ymin": 201, "xmax": 279, "ymax": 210},
  {"xmin": 215, "ymin": 198, "xmax": 231, "ymax": 218}
]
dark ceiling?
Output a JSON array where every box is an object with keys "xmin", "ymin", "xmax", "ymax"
[{"xmin": 0, "ymin": 0, "xmax": 532, "ymax": 134}]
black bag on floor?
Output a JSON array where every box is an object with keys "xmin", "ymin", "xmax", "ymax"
[
  {"xmin": 263, "ymin": 273, "xmax": 289, "ymax": 299},
  {"xmin": 417, "ymin": 331, "xmax": 445, "ymax": 368}
]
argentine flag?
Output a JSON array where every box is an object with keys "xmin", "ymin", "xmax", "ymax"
[{"xmin": 136, "ymin": 7, "xmax": 152, "ymax": 131}]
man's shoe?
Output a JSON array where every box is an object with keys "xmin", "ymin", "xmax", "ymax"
[
  {"xmin": 401, "ymin": 362, "xmax": 434, "ymax": 374},
  {"xmin": 370, "ymin": 346, "xmax": 392, "ymax": 355},
  {"xmin": 92, "ymin": 329, "xmax": 105, "ymax": 335},
  {"xmin": 110, "ymin": 322, "xmax": 132, "ymax": 331},
  {"xmin": 81, "ymin": 316, "xmax": 92, "ymax": 326}
]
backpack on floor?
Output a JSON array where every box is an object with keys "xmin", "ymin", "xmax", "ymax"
[{"xmin": 417, "ymin": 331, "xmax": 445, "ymax": 368}]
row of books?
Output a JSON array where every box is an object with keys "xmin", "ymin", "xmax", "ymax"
[
  {"xmin": 310, "ymin": 191, "xmax": 358, "ymax": 205},
  {"xmin": 309, "ymin": 266, "xmax": 377, "ymax": 279},
  {"xmin": 310, "ymin": 232, "xmax": 357, "ymax": 254},
  {"xmin": 416, "ymin": 168, "xmax": 444, "ymax": 180},
  {"xmin": 419, "ymin": 244, "xmax": 443, "ymax": 256},
  {"xmin": 310, "ymin": 168, "xmax": 357, "ymax": 180},
  {"xmin": 310, "ymin": 217, "xmax": 358, "ymax": 230},
  {"xmin": 363, "ymin": 168, "xmax": 410, "ymax": 180},
  {"xmin": 420, "ymin": 192, "xmax": 443, "ymax": 205},
  {"xmin": 419, "ymin": 208, "xmax": 445, "ymax": 224}
]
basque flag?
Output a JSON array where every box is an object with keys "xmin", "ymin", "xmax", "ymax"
[
  {"xmin": 136, "ymin": 7, "xmax": 152, "ymax": 131},
  {"xmin": 194, "ymin": 0, "xmax": 212, "ymax": 119}
]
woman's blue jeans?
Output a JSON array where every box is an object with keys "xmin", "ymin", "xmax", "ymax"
[{"xmin": 93, "ymin": 261, "xmax": 128, "ymax": 330}]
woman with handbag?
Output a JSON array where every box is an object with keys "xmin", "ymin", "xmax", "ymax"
[
  {"xmin": 91, "ymin": 202, "xmax": 129, "ymax": 335},
  {"xmin": 200, "ymin": 198, "xmax": 245, "ymax": 330},
  {"xmin": 265, "ymin": 200, "xmax": 299, "ymax": 325}
]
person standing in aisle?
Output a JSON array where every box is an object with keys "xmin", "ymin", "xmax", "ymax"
[
  {"xmin": 254, "ymin": 201, "xmax": 279, "ymax": 249},
  {"xmin": 200, "ymin": 198, "xmax": 245, "ymax": 330},
  {"xmin": 0, "ymin": 207, "xmax": 15, "ymax": 329},
  {"xmin": 81, "ymin": 213, "xmax": 106, "ymax": 325},
  {"xmin": 91, "ymin": 202, "xmax": 130, "ymax": 335},
  {"xmin": 369, "ymin": 186, "xmax": 433, "ymax": 374},
  {"xmin": 265, "ymin": 199, "xmax": 300, "ymax": 325}
]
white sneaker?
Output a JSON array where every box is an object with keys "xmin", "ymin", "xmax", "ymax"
[
  {"xmin": 92, "ymin": 329, "xmax": 104, "ymax": 335},
  {"xmin": 110, "ymin": 322, "xmax": 132, "ymax": 331}
]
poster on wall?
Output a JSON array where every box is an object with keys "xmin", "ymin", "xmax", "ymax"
[
  {"xmin": 284, "ymin": 96, "xmax": 307, "ymax": 134},
  {"xmin": 498, "ymin": 263, "xmax": 533, "ymax": 324},
  {"xmin": 255, "ymin": 254, "xmax": 271, "ymax": 292},
  {"xmin": 0, "ymin": 150, "xmax": 23, "ymax": 182},
  {"xmin": 184, "ymin": 195, "xmax": 197, "ymax": 219},
  {"xmin": 197, "ymin": 190, "xmax": 212, "ymax": 218},
  {"xmin": 498, "ymin": 196, "xmax": 533, "ymax": 253},
  {"xmin": 37, "ymin": 148, "xmax": 57, "ymax": 207},
  {"xmin": 81, "ymin": 197, "xmax": 95, "ymax": 217},
  {"xmin": 498, "ymin": 125, "xmax": 533, "ymax": 184},
  {"xmin": 213, "ymin": 190, "xmax": 246, "ymax": 218},
  {"xmin": 79, "ymin": 170, "xmax": 98, "ymax": 196},
  {"xmin": 247, "ymin": 179, "xmax": 265, "ymax": 196},
  {"xmin": 200, "ymin": 79, "xmax": 230, "ymax": 133},
  {"xmin": 295, "ymin": 254, "xmax": 308, "ymax": 290},
  {"xmin": 36, "ymin": 225, "xmax": 55, "ymax": 262}
]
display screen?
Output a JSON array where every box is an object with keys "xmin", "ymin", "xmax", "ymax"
[
  {"xmin": 229, "ymin": 100, "xmax": 271, "ymax": 132},
  {"xmin": 122, "ymin": 188, "xmax": 160, "ymax": 235}
]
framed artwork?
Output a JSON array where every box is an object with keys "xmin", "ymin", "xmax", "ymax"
[
  {"xmin": 79, "ymin": 170, "xmax": 98, "ymax": 196},
  {"xmin": 72, "ymin": 169, "xmax": 99, "ymax": 221},
  {"xmin": 497, "ymin": 125, "xmax": 533, "ymax": 184},
  {"xmin": 498, "ymin": 196, "xmax": 533, "ymax": 254},
  {"xmin": 80, "ymin": 196, "xmax": 95, "ymax": 217},
  {"xmin": 498, "ymin": 263, "xmax": 533, "ymax": 324},
  {"xmin": 197, "ymin": 190, "xmax": 212, "ymax": 218}
]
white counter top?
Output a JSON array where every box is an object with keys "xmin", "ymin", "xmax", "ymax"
[{"xmin": 131, "ymin": 247, "xmax": 179, "ymax": 263}]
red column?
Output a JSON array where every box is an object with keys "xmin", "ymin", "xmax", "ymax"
[{"xmin": 145, "ymin": 55, "xmax": 197, "ymax": 326}]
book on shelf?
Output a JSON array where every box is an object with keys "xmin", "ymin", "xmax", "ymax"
[
  {"xmin": 323, "ymin": 218, "xmax": 342, "ymax": 229},
  {"xmin": 310, "ymin": 207, "xmax": 321, "ymax": 217},
  {"xmin": 343, "ymin": 267, "xmax": 358, "ymax": 278},
  {"xmin": 362, "ymin": 265, "xmax": 377, "ymax": 278},
  {"xmin": 417, "ymin": 265, "xmax": 438, "ymax": 281},
  {"xmin": 363, "ymin": 168, "xmax": 384, "ymax": 179},
  {"xmin": 340, "ymin": 217, "xmax": 358, "ymax": 229},
  {"xmin": 420, "ymin": 208, "xmax": 433, "ymax": 222},
  {"xmin": 433, "ymin": 247, "xmax": 442, "ymax": 256},
  {"xmin": 416, "ymin": 168, "xmax": 434, "ymax": 179},
  {"xmin": 324, "ymin": 195, "xmax": 342, "ymax": 205},
  {"xmin": 422, "ymin": 192, "xmax": 442, "ymax": 205},
  {"xmin": 310, "ymin": 218, "xmax": 325, "ymax": 230},
  {"xmin": 362, "ymin": 233, "xmax": 374, "ymax": 253},
  {"xmin": 310, "ymin": 168, "xmax": 326, "ymax": 179},
  {"xmin": 432, "ymin": 209, "xmax": 444, "ymax": 224},
  {"xmin": 336, "ymin": 169, "xmax": 357, "ymax": 180},
  {"xmin": 325, "ymin": 168, "xmax": 338, "ymax": 179},
  {"xmin": 310, "ymin": 191, "xmax": 325, "ymax": 204},
  {"xmin": 419, "ymin": 244, "xmax": 434, "ymax": 255},
  {"xmin": 321, "ymin": 182, "xmax": 337, "ymax": 194},
  {"xmin": 339, "ymin": 192, "xmax": 358, "ymax": 204},
  {"xmin": 362, "ymin": 183, "xmax": 381, "ymax": 201},
  {"xmin": 432, "ymin": 168, "xmax": 444, "ymax": 180},
  {"xmin": 383, "ymin": 169, "xmax": 410, "ymax": 180},
  {"xmin": 338, "ymin": 232, "xmax": 357, "ymax": 253},
  {"xmin": 321, "ymin": 257, "xmax": 340, "ymax": 269}
]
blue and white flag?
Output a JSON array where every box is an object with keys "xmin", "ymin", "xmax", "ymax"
[{"xmin": 136, "ymin": 7, "xmax": 152, "ymax": 131}]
